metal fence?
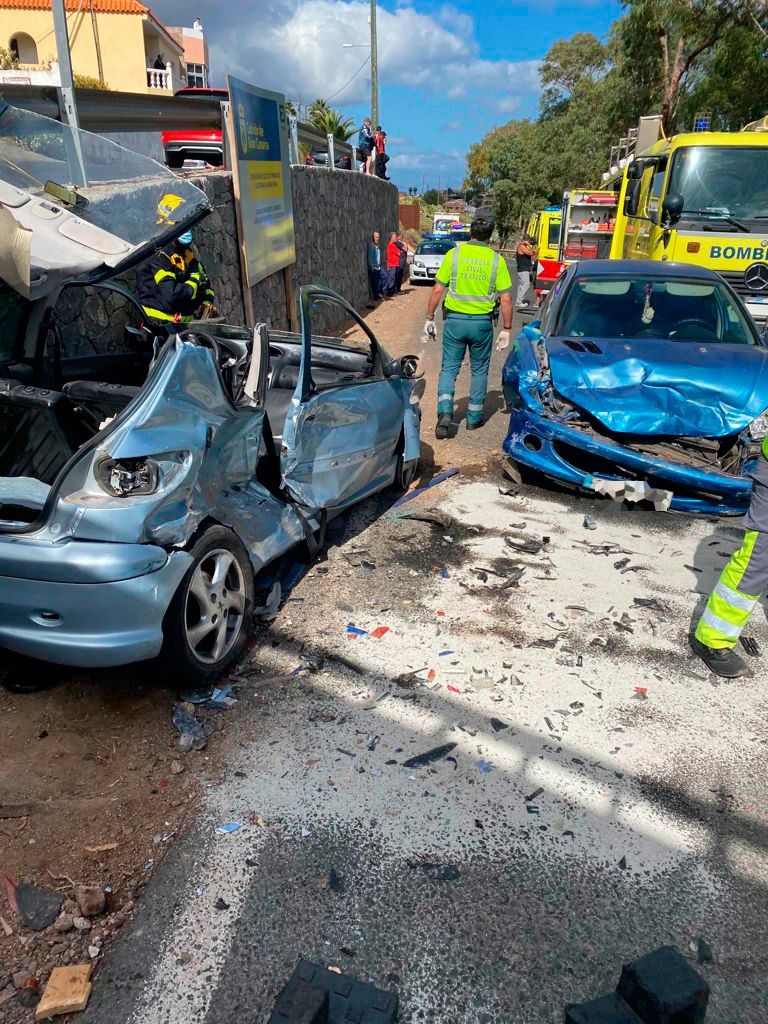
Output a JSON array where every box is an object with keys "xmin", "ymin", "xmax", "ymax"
[{"xmin": 0, "ymin": 84, "xmax": 355, "ymax": 167}]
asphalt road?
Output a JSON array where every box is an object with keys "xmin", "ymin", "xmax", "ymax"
[{"xmin": 78, "ymin": 282, "xmax": 768, "ymax": 1024}]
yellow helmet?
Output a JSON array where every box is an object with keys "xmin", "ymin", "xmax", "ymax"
[{"xmin": 156, "ymin": 193, "xmax": 186, "ymax": 226}]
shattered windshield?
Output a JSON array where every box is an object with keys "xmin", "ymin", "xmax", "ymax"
[
  {"xmin": 668, "ymin": 146, "xmax": 768, "ymax": 223},
  {"xmin": 0, "ymin": 103, "xmax": 209, "ymax": 245},
  {"xmin": 556, "ymin": 276, "xmax": 757, "ymax": 344}
]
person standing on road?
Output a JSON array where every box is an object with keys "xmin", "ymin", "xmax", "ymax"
[
  {"xmin": 515, "ymin": 234, "xmax": 534, "ymax": 309},
  {"xmin": 691, "ymin": 452, "xmax": 768, "ymax": 678},
  {"xmin": 385, "ymin": 231, "xmax": 403, "ymax": 297},
  {"xmin": 424, "ymin": 211, "xmax": 513, "ymax": 438},
  {"xmin": 394, "ymin": 231, "xmax": 409, "ymax": 294},
  {"xmin": 367, "ymin": 230, "xmax": 383, "ymax": 301}
]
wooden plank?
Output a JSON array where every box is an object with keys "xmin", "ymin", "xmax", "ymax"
[
  {"xmin": 35, "ymin": 965, "xmax": 92, "ymax": 1020},
  {"xmin": 0, "ymin": 803, "xmax": 39, "ymax": 818}
]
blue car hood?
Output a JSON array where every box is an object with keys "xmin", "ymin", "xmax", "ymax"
[{"xmin": 547, "ymin": 337, "xmax": 768, "ymax": 436}]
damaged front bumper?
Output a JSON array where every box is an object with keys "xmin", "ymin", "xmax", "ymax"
[
  {"xmin": 502, "ymin": 408, "xmax": 754, "ymax": 515},
  {"xmin": 0, "ymin": 539, "xmax": 192, "ymax": 667}
]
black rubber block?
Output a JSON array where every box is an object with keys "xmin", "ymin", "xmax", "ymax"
[
  {"xmin": 268, "ymin": 960, "xmax": 398, "ymax": 1024},
  {"xmin": 617, "ymin": 946, "xmax": 709, "ymax": 1024},
  {"xmin": 565, "ymin": 992, "xmax": 644, "ymax": 1023}
]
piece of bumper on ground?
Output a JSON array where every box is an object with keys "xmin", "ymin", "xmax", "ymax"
[
  {"xmin": 0, "ymin": 548, "xmax": 192, "ymax": 667},
  {"xmin": 502, "ymin": 407, "xmax": 752, "ymax": 515}
]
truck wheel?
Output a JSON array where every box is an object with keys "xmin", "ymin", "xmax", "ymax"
[
  {"xmin": 165, "ymin": 152, "xmax": 184, "ymax": 169},
  {"xmin": 161, "ymin": 526, "xmax": 253, "ymax": 683}
]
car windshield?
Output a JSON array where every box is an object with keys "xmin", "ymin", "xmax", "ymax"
[
  {"xmin": 0, "ymin": 103, "xmax": 209, "ymax": 246},
  {"xmin": 668, "ymin": 146, "xmax": 768, "ymax": 223},
  {"xmin": 417, "ymin": 243, "xmax": 454, "ymax": 255},
  {"xmin": 556, "ymin": 275, "xmax": 757, "ymax": 344}
]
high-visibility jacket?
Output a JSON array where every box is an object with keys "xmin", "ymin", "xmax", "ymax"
[
  {"xmin": 136, "ymin": 242, "xmax": 215, "ymax": 326},
  {"xmin": 434, "ymin": 240, "xmax": 513, "ymax": 315}
]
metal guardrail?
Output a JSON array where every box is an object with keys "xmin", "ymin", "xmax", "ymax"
[{"xmin": 1, "ymin": 84, "xmax": 356, "ymax": 166}]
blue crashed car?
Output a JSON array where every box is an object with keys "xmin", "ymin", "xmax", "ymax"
[{"xmin": 502, "ymin": 260, "xmax": 768, "ymax": 515}]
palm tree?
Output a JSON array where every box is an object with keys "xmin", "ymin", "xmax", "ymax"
[{"xmin": 308, "ymin": 98, "xmax": 355, "ymax": 141}]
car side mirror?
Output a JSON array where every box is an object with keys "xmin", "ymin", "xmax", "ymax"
[
  {"xmin": 625, "ymin": 179, "xmax": 642, "ymax": 217},
  {"xmin": 661, "ymin": 192, "xmax": 684, "ymax": 226}
]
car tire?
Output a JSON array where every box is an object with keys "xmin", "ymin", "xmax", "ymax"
[
  {"xmin": 395, "ymin": 452, "xmax": 419, "ymax": 491},
  {"xmin": 160, "ymin": 525, "xmax": 254, "ymax": 684},
  {"xmin": 165, "ymin": 152, "xmax": 184, "ymax": 169}
]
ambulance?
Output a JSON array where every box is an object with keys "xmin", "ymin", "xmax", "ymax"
[
  {"xmin": 608, "ymin": 114, "xmax": 768, "ymax": 323},
  {"xmin": 525, "ymin": 205, "xmax": 562, "ymax": 301}
]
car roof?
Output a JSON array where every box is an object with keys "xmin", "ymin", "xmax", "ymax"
[{"xmin": 571, "ymin": 259, "xmax": 723, "ymax": 282}]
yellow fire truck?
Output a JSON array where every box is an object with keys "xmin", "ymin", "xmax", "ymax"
[{"xmin": 607, "ymin": 114, "xmax": 768, "ymax": 322}]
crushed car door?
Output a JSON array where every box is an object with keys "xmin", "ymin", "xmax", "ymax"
[{"xmin": 281, "ymin": 287, "xmax": 404, "ymax": 509}]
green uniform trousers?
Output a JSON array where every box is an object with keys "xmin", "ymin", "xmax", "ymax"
[{"xmin": 437, "ymin": 313, "xmax": 494, "ymax": 426}]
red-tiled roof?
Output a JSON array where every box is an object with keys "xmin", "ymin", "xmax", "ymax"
[{"xmin": 0, "ymin": 1, "xmax": 150, "ymax": 13}]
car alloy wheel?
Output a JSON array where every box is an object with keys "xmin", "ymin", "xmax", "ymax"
[{"xmin": 184, "ymin": 548, "xmax": 246, "ymax": 665}]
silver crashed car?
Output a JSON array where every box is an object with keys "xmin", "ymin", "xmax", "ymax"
[{"xmin": 0, "ymin": 104, "xmax": 423, "ymax": 681}]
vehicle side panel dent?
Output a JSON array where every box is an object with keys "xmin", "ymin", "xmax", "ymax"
[{"xmin": 44, "ymin": 341, "xmax": 308, "ymax": 573}]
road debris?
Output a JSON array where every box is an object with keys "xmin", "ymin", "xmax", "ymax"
[
  {"xmin": 215, "ymin": 822, "xmax": 243, "ymax": 835},
  {"xmin": 583, "ymin": 515, "xmax": 598, "ymax": 530},
  {"xmin": 402, "ymin": 743, "xmax": 458, "ymax": 769},
  {"xmin": 213, "ymin": 898, "xmax": 230, "ymax": 911},
  {"xmin": 34, "ymin": 965, "xmax": 93, "ymax": 1020},
  {"xmin": 391, "ymin": 466, "xmax": 459, "ymax": 507},
  {"xmin": 739, "ymin": 636, "xmax": 760, "ymax": 657},
  {"xmin": 369, "ymin": 626, "xmax": 390, "ymax": 639},
  {"xmin": 3, "ymin": 878, "xmax": 63, "ymax": 931},
  {"xmin": 171, "ymin": 705, "xmax": 208, "ymax": 752}
]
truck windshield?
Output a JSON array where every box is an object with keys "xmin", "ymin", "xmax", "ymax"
[{"xmin": 668, "ymin": 146, "xmax": 768, "ymax": 223}]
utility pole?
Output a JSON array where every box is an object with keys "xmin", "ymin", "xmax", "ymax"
[
  {"xmin": 88, "ymin": 0, "xmax": 105, "ymax": 85},
  {"xmin": 370, "ymin": 0, "xmax": 378, "ymax": 127},
  {"xmin": 52, "ymin": 0, "xmax": 87, "ymax": 186}
]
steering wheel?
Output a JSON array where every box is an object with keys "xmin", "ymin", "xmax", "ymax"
[{"xmin": 668, "ymin": 318, "xmax": 719, "ymax": 341}]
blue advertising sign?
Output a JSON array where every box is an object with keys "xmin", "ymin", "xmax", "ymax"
[{"xmin": 226, "ymin": 75, "xmax": 295, "ymax": 286}]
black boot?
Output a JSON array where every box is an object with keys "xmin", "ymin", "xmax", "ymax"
[
  {"xmin": 690, "ymin": 635, "xmax": 749, "ymax": 678},
  {"xmin": 435, "ymin": 414, "xmax": 452, "ymax": 440},
  {"xmin": 466, "ymin": 420, "xmax": 484, "ymax": 431}
]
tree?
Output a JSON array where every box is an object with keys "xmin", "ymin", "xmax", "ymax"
[
  {"xmin": 422, "ymin": 188, "xmax": 440, "ymax": 205},
  {"xmin": 308, "ymin": 98, "xmax": 355, "ymax": 141},
  {"xmin": 0, "ymin": 46, "xmax": 19, "ymax": 71},
  {"xmin": 540, "ymin": 32, "xmax": 609, "ymax": 111},
  {"xmin": 621, "ymin": 0, "xmax": 766, "ymax": 133}
]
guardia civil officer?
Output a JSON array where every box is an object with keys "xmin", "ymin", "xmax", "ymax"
[
  {"xmin": 424, "ymin": 211, "xmax": 513, "ymax": 438},
  {"xmin": 692, "ymin": 450, "xmax": 768, "ymax": 677}
]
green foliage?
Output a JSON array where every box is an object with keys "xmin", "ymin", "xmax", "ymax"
[
  {"xmin": 463, "ymin": 0, "xmax": 768, "ymax": 226},
  {"xmin": 0, "ymin": 46, "xmax": 19, "ymax": 70},
  {"xmin": 308, "ymin": 97, "xmax": 355, "ymax": 141},
  {"xmin": 421, "ymin": 188, "xmax": 440, "ymax": 205},
  {"xmin": 74, "ymin": 74, "xmax": 110, "ymax": 91}
]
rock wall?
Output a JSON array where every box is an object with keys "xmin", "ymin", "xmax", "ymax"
[{"xmin": 54, "ymin": 167, "xmax": 398, "ymax": 353}]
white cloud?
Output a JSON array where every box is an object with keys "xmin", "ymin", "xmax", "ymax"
[
  {"xmin": 207, "ymin": 1, "xmax": 541, "ymax": 110},
  {"xmin": 441, "ymin": 120, "xmax": 463, "ymax": 132}
]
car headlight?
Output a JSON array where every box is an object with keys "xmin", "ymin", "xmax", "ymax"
[
  {"xmin": 414, "ymin": 261, "xmax": 424, "ymax": 268},
  {"xmin": 747, "ymin": 411, "xmax": 768, "ymax": 441},
  {"xmin": 96, "ymin": 457, "xmax": 160, "ymax": 496}
]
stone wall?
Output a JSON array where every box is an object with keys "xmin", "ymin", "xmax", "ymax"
[{"xmin": 54, "ymin": 166, "xmax": 398, "ymax": 352}]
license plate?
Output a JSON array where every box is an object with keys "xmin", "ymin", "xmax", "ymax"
[{"xmin": 427, "ymin": 269, "xmax": 436, "ymax": 277}]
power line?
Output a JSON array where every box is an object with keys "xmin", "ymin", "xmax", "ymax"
[{"xmin": 327, "ymin": 53, "xmax": 371, "ymax": 102}]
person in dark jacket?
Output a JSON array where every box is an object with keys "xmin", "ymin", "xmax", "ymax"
[
  {"xmin": 367, "ymin": 230, "xmax": 383, "ymax": 300},
  {"xmin": 394, "ymin": 231, "xmax": 409, "ymax": 294},
  {"xmin": 136, "ymin": 229, "xmax": 218, "ymax": 335}
]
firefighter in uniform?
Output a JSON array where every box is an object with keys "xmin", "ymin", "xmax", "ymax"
[
  {"xmin": 425, "ymin": 211, "xmax": 513, "ymax": 439},
  {"xmin": 692, "ymin": 454, "xmax": 768, "ymax": 677},
  {"xmin": 136, "ymin": 228, "xmax": 218, "ymax": 335}
]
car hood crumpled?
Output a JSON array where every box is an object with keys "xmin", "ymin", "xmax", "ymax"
[{"xmin": 546, "ymin": 336, "xmax": 768, "ymax": 437}]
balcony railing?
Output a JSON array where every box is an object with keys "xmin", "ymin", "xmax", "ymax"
[{"xmin": 146, "ymin": 66, "xmax": 171, "ymax": 90}]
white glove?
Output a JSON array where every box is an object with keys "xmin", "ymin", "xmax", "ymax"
[
  {"xmin": 424, "ymin": 319, "xmax": 437, "ymax": 340},
  {"xmin": 495, "ymin": 329, "xmax": 511, "ymax": 351}
]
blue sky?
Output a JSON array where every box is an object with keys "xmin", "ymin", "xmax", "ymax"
[{"xmin": 153, "ymin": 0, "xmax": 621, "ymax": 190}]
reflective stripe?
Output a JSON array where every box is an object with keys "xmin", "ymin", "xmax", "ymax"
[
  {"xmin": 713, "ymin": 580, "xmax": 758, "ymax": 613},
  {"xmin": 699, "ymin": 608, "xmax": 742, "ymax": 638},
  {"xmin": 438, "ymin": 393, "xmax": 453, "ymax": 402},
  {"xmin": 447, "ymin": 292, "xmax": 497, "ymax": 302},
  {"xmin": 154, "ymin": 269, "xmax": 176, "ymax": 284},
  {"xmin": 467, "ymin": 402, "xmax": 484, "ymax": 411},
  {"xmin": 141, "ymin": 305, "xmax": 193, "ymax": 323}
]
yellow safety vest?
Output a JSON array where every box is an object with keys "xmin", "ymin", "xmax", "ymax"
[{"xmin": 435, "ymin": 241, "xmax": 512, "ymax": 315}]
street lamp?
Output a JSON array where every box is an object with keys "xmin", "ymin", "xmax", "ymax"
[{"xmin": 341, "ymin": 0, "xmax": 378, "ymax": 126}]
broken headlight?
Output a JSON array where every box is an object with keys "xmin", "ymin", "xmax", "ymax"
[
  {"xmin": 747, "ymin": 411, "xmax": 768, "ymax": 442},
  {"xmin": 96, "ymin": 457, "xmax": 159, "ymax": 497}
]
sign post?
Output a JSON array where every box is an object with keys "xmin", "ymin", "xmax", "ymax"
[{"xmin": 226, "ymin": 76, "xmax": 296, "ymax": 327}]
